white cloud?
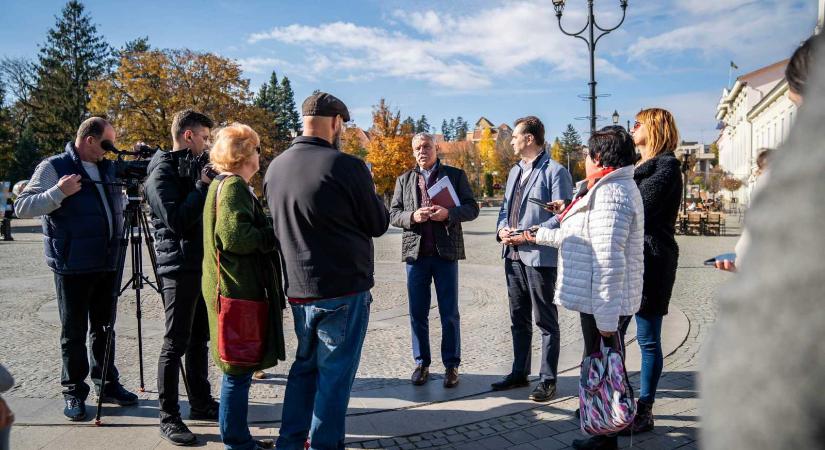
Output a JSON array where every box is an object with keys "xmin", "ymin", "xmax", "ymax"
[
  {"xmin": 236, "ymin": 57, "xmax": 292, "ymax": 74},
  {"xmin": 245, "ymin": 1, "xmax": 627, "ymax": 90},
  {"xmin": 628, "ymin": 2, "xmax": 815, "ymax": 66}
]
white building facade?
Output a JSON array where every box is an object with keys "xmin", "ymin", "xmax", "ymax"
[{"xmin": 715, "ymin": 60, "xmax": 797, "ymax": 205}]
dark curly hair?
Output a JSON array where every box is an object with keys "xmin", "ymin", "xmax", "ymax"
[
  {"xmin": 786, "ymin": 33, "xmax": 825, "ymax": 96},
  {"xmin": 587, "ymin": 126, "xmax": 637, "ymax": 168}
]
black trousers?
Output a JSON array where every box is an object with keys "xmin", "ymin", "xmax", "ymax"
[
  {"xmin": 579, "ymin": 313, "xmax": 631, "ymax": 358},
  {"xmin": 54, "ymin": 271, "xmax": 120, "ymax": 401},
  {"xmin": 157, "ymin": 271, "xmax": 212, "ymax": 421},
  {"xmin": 505, "ymin": 259, "xmax": 560, "ymax": 382}
]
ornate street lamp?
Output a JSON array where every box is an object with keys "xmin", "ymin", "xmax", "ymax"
[
  {"xmin": 553, "ymin": 0, "xmax": 629, "ymax": 134},
  {"xmin": 612, "ymin": 110, "xmax": 620, "ymax": 125}
]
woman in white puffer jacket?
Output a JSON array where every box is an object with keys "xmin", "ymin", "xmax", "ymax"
[{"xmin": 524, "ymin": 126, "xmax": 644, "ymax": 450}]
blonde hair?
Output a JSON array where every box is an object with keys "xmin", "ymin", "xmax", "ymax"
[
  {"xmin": 636, "ymin": 108, "xmax": 679, "ymax": 159},
  {"xmin": 209, "ymin": 123, "xmax": 260, "ymax": 173}
]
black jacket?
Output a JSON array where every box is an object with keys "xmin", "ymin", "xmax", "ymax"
[
  {"xmin": 144, "ymin": 149, "xmax": 209, "ymax": 276},
  {"xmin": 634, "ymin": 152, "xmax": 682, "ymax": 316},
  {"xmin": 263, "ymin": 136, "xmax": 390, "ymax": 299},
  {"xmin": 390, "ymin": 161, "xmax": 479, "ymax": 262}
]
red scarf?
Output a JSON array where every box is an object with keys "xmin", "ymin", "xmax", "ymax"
[{"xmin": 558, "ymin": 167, "xmax": 617, "ymax": 221}]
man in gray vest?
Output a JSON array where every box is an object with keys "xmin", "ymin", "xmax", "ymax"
[{"xmin": 15, "ymin": 117, "xmax": 137, "ymax": 421}]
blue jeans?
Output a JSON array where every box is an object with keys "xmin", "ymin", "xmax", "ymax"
[
  {"xmin": 406, "ymin": 256, "xmax": 460, "ymax": 368},
  {"xmin": 219, "ymin": 371, "xmax": 255, "ymax": 450},
  {"xmin": 277, "ymin": 292, "xmax": 372, "ymax": 450},
  {"xmin": 634, "ymin": 312, "xmax": 664, "ymax": 404}
]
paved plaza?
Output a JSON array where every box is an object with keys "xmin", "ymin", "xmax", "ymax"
[{"xmin": 0, "ymin": 208, "xmax": 739, "ymax": 449}]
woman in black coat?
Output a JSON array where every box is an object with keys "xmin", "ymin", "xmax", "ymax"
[{"xmin": 622, "ymin": 108, "xmax": 683, "ymax": 435}]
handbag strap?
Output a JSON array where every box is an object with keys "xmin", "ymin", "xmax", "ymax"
[{"xmin": 213, "ymin": 175, "xmax": 235, "ymax": 312}]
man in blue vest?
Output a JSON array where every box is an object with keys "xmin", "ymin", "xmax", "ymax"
[{"xmin": 15, "ymin": 117, "xmax": 137, "ymax": 421}]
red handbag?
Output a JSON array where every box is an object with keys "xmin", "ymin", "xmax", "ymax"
[{"xmin": 214, "ymin": 177, "xmax": 268, "ymax": 367}]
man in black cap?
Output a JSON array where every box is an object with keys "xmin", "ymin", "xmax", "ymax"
[{"xmin": 264, "ymin": 92, "xmax": 389, "ymax": 450}]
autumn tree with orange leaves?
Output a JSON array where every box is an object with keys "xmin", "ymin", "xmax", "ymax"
[{"xmin": 366, "ymin": 99, "xmax": 414, "ymax": 199}]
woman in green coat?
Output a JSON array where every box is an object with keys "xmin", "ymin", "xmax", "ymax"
[{"xmin": 202, "ymin": 123, "xmax": 285, "ymax": 450}]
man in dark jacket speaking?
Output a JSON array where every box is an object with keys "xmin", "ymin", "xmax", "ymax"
[
  {"xmin": 389, "ymin": 133, "xmax": 479, "ymax": 388},
  {"xmin": 265, "ymin": 92, "xmax": 389, "ymax": 450},
  {"xmin": 144, "ymin": 110, "xmax": 218, "ymax": 446}
]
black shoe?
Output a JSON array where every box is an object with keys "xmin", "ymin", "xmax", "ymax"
[
  {"xmin": 160, "ymin": 417, "xmax": 197, "ymax": 446},
  {"xmin": 97, "ymin": 383, "xmax": 138, "ymax": 406},
  {"xmin": 491, "ymin": 373, "xmax": 530, "ymax": 391},
  {"xmin": 189, "ymin": 400, "xmax": 219, "ymax": 421},
  {"xmin": 63, "ymin": 397, "xmax": 86, "ymax": 421},
  {"xmin": 254, "ymin": 439, "xmax": 274, "ymax": 449},
  {"xmin": 572, "ymin": 435, "xmax": 618, "ymax": 450},
  {"xmin": 444, "ymin": 367, "xmax": 459, "ymax": 388},
  {"xmin": 411, "ymin": 365, "xmax": 430, "ymax": 386},
  {"xmin": 528, "ymin": 380, "xmax": 556, "ymax": 402},
  {"xmin": 619, "ymin": 399, "xmax": 654, "ymax": 435}
]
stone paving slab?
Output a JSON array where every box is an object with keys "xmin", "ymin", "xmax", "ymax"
[{"xmin": 1, "ymin": 210, "xmax": 737, "ymax": 449}]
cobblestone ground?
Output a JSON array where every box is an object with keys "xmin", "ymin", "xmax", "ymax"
[
  {"xmin": 0, "ymin": 208, "xmax": 739, "ymax": 449},
  {"xmin": 341, "ymin": 216, "xmax": 739, "ymax": 450}
]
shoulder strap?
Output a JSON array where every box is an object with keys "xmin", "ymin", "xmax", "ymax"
[{"xmin": 213, "ymin": 176, "xmax": 233, "ymax": 310}]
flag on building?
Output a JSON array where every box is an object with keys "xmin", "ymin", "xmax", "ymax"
[{"xmin": 730, "ymin": 61, "xmax": 739, "ymax": 70}]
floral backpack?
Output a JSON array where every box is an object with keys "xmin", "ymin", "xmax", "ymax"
[{"xmin": 579, "ymin": 339, "xmax": 636, "ymax": 435}]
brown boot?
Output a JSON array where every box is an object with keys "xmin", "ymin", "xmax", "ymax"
[
  {"xmin": 411, "ymin": 365, "xmax": 429, "ymax": 385},
  {"xmin": 444, "ymin": 367, "xmax": 459, "ymax": 388},
  {"xmin": 619, "ymin": 399, "xmax": 654, "ymax": 435}
]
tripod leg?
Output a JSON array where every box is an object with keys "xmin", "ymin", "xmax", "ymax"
[
  {"xmin": 180, "ymin": 365, "xmax": 191, "ymax": 398},
  {"xmin": 95, "ymin": 207, "xmax": 132, "ymax": 426}
]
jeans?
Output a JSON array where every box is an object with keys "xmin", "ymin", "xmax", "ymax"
[
  {"xmin": 219, "ymin": 371, "xmax": 255, "ymax": 450},
  {"xmin": 157, "ymin": 272, "xmax": 213, "ymax": 422},
  {"xmin": 633, "ymin": 312, "xmax": 664, "ymax": 404},
  {"xmin": 504, "ymin": 260, "xmax": 560, "ymax": 382},
  {"xmin": 277, "ymin": 292, "xmax": 372, "ymax": 450},
  {"xmin": 54, "ymin": 271, "xmax": 120, "ymax": 401},
  {"xmin": 406, "ymin": 256, "xmax": 460, "ymax": 368}
]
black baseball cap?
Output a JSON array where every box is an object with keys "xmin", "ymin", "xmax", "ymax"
[{"xmin": 301, "ymin": 92, "xmax": 350, "ymax": 122}]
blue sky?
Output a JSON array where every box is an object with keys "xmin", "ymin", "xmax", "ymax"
[{"xmin": 0, "ymin": 0, "xmax": 817, "ymax": 143}]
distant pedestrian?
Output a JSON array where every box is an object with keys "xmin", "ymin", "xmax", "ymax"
[
  {"xmin": 389, "ymin": 132, "xmax": 479, "ymax": 388},
  {"xmin": 265, "ymin": 92, "xmax": 389, "ymax": 450},
  {"xmin": 492, "ymin": 116, "xmax": 573, "ymax": 402}
]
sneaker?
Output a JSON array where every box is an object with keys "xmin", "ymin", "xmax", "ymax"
[
  {"xmin": 159, "ymin": 417, "xmax": 197, "ymax": 446},
  {"xmin": 189, "ymin": 399, "xmax": 219, "ymax": 421},
  {"xmin": 490, "ymin": 373, "xmax": 530, "ymax": 391},
  {"xmin": 411, "ymin": 365, "xmax": 429, "ymax": 386},
  {"xmin": 63, "ymin": 397, "xmax": 86, "ymax": 421},
  {"xmin": 528, "ymin": 380, "xmax": 557, "ymax": 402},
  {"xmin": 97, "ymin": 383, "xmax": 138, "ymax": 406}
]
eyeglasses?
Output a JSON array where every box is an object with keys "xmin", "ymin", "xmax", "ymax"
[{"xmin": 255, "ymin": 146, "xmax": 261, "ymax": 154}]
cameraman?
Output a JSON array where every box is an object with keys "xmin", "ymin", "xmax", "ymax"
[
  {"xmin": 14, "ymin": 117, "xmax": 138, "ymax": 421},
  {"xmin": 145, "ymin": 110, "xmax": 217, "ymax": 446}
]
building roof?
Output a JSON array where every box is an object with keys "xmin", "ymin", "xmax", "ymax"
[
  {"xmin": 736, "ymin": 59, "xmax": 789, "ymax": 84},
  {"xmin": 475, "ymin": 117, "xmax": 496, "ymax": 129}
]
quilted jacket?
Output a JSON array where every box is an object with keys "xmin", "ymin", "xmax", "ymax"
[{"xmin": 534, "ymin": 166, "xmax": 645, "ymax": 332}]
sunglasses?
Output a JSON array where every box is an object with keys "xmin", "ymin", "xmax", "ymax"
[
  {"xmin": 255, "ymin": 146, "xmax": 261, "ymax": 154},
  {"xmin": 632, "ymin": 121, "xmax": 642, "ymax": 130}
]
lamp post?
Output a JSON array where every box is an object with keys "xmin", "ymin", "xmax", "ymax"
[
  {"xmin": 553, "ymin": 0, "xmax": 629, "ymax": 134},
  {"xmin": 612, "ymin": 110, "xmax": 620, "ymax": 126},
  {"xmin": 681, "ymin": 149, "xmax": 693, "ymax": 216}
]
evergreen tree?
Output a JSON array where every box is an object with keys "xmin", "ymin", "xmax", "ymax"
[
  {"xmin": 440, "ymin": 119, "xmax": 451, "ymax": 141},
  {"xmin": 560, "ymin": 123, "xmax": 583, "ymax": 158},
  {"xmin": 447, "ymin": 118, "xmax": 456, "ymax": 141},
  {"xmin": 30, "ymin": 1, "xmax": 112, "ymax": 153},
  {"xmin": 121, "ymin": 36, "xmax": 150, "ymax": 55},
  {"xmin": 278, "ymin": 76, "xmax": 301, "ymax": 136},
  {"xmin": 254, "ymin": 71, "xmax": 279, "ymax": 114},
  {"xmin": 454, "ymin": 116, "xmax": 468, "ymax": 141},
  {"xmin": 402, "ymin": 116, "xmax": 416, "ymax": 135},
  {"xmin": 415, "ymin": 114, "xmax": 431, "ymax": 134}
]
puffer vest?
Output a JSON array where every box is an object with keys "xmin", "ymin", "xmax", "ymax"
[{"xmin": 42, "ymin": 143, "xmax": 124, "ymax": 274}]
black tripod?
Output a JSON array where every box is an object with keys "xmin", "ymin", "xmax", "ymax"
[{"xmin": 93, "ymin": 179, "xmax": 191, "ymax": 425}]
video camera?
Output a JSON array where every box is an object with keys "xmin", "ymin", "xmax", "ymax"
[{"xmin": 101, "ymin": 140, "xmax": 155, "ymax": 181}]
